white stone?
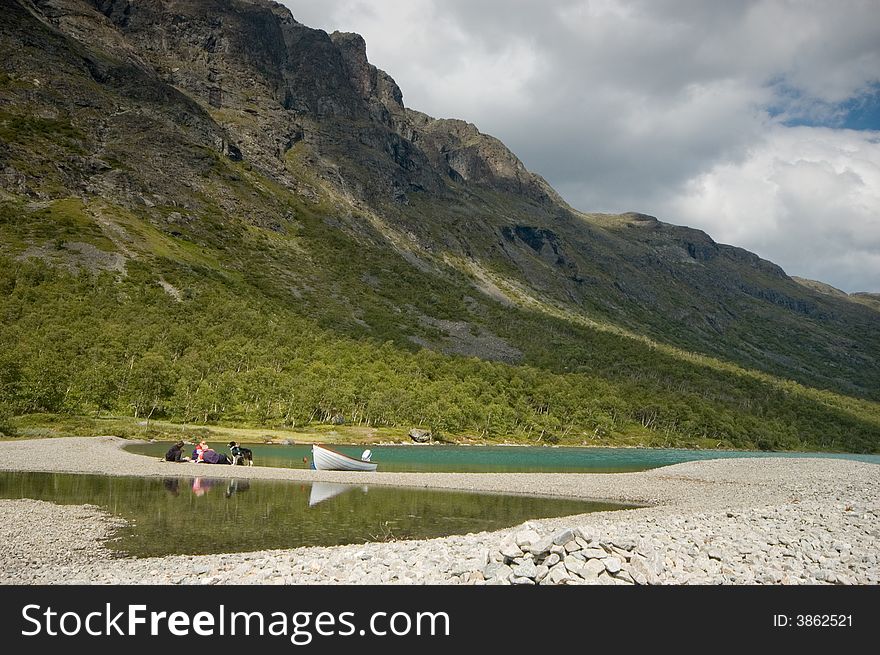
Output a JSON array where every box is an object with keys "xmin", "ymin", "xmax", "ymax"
[
  {"xmin": 612, "ymin": 569, "xmax": 635, "ymax": 584},
  {"xmin": 596, "ymin": 571, "xmax": 617, "ymax": 586},
  {"xmin": 628, "ymin": 556, "xmax": 658, "ymax": 585},
  {"xmin": 512, "ymin": 559, "xmax": 538, "ymax": 579},
  {"xmin": 604, "ymin": 557, "xmax": 622, "ymax": 574},
  {"xmin": 553, "ymin": 529, "xmax": 576, "ymax": 546},
  {"xmin": 525, "ymin": 537, "xmax": 554, "ymax": 556},
  {"xmin": 535, "ymin": 565, "xmax": 550, "ymax": 583},
  {"xmin": 499, "ymin": 539, "xmax": 522, "ymax": 560},
  {"xmin": 511, "ymin": 576, "xmax": 536, "ymax": 585},
  {"xmin": 547, "ymin": 564, "xmax": 571, "ymax": 585},
  {"xmin": 564, "ymin": 555, "xmax": 586, "ymax": 578},
  {"xmin": 515, "ymin": 529, "xmax": 541, "ymax": 549},
  {"xmin": 581, "ymin": 548, "xmax": 608, "ymax": 559},
  {"xmin": 483, "ymin": 562, "xmax": 512, "ymax": 580},
  {"xmin": 610, "ymin": 545, "xmax": 632, "ymax": 560},
  {"xmin": 575, "ymin": 528, "xmax": 595, "ymax": 543},
  {"xmin": 581, "ymin": 558, "xmax": 606, "ymax": 579}
]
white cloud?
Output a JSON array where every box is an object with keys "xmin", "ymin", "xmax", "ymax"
[
  {"xmin": 282, "ymin": 0, "xmax": 880, "ymax": 291},
  {"xmin": 662, "ymin": 127, "xmax": 880, "ymax": 292},
  {"xmin": 285, "ymin": 0, "xmax": 546, "ymax": 118}
]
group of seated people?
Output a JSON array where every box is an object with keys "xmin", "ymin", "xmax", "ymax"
[{"xmin": 164, "ymin": 439, "xmax": 231, "ymax": 465}]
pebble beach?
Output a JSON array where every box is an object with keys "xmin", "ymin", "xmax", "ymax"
[{"xmin": 0, "ymin": 436, "xmax": 877, "ymax": 585}]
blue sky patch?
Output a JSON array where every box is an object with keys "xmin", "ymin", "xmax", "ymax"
[
  {"xmin": 838, "ymin": 87, "xmax": 880, "ymax": 130},
  {"xmin": 769, "ymin": 81, "xmax": 880, "ymax": 131}
]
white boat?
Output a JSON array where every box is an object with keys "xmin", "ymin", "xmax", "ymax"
[{"xmin": 311, "ymin": 444, "xmax": 378, "ymax": 472}]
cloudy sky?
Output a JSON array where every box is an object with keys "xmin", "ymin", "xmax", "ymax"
[{"xmin": 283, "ymin": 0, "xmax": 880, "ymax": 293}]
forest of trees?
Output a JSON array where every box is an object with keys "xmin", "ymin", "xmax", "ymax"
[{"xmin": 1, "ymin": 254, "xmax": 878, "ymax": 453}]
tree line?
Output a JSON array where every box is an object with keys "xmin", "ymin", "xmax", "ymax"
[{"xmin": 0, "ymin": 255, "xmax": 878, "ymax": 453}]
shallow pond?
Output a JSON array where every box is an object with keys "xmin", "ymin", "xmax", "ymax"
[
  {"xmin": 127, "ymin": 442, "xmax": 880, "ymax": 473},
  {"xmin": 0, "ymin": 472, "xmax": 627, "ymax": 557}
]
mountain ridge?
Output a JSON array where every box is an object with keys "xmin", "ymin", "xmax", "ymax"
[{"xmin": 0, "ymin": 0, "xmax": 878, "ymax": 451}]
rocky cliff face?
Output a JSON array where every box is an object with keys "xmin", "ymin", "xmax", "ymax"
[{"xmin": 39, "ymin": 0, "xmax": 557, "ymax": 206}]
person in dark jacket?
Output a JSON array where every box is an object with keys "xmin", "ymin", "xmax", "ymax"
[
  {"xmin": 194, "ymin": 440, "xmax": 231, "ymax": 465},
  {"xmin": 201, "ymin": 448, "xmax": 230, "ymax": 465},
  {"xmin": 165, "ymin": 441, "xmax": 186, "ymax": 462}
]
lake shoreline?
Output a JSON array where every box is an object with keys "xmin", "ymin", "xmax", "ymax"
[{"xmin": 0, "ymin": 436, "xmax": 877, "ymax": 585}]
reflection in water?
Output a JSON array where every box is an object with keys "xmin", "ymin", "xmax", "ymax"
[
  {"xmin": 0, "ymin": 471, "xmax": 630, "ymax": 557},
  {"xmin": 163, "ymin": 477, "xmax": 250, "ymax": 499},
  {"xmin": 225, "ymin": 479, "xmax": 250, "ymax": 498},
  {"xmin": 308, "ymin": 482, "xmax": 365, "ymax": 507},
  {"xmin": 191, "ymin": 477, "xmax": 221, "ymax": 497},
  {"xmin": 163, "ymin": 478, "xmax": 180, "ymax": 497}
]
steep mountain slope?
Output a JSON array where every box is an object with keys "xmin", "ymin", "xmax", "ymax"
[{"xmin": 1, "ymin": 0, "xmax": 878, "ymax": 450}]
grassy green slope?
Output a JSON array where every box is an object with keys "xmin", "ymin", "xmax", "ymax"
[{"xmin": 1, "ymin": 178, "xmax": 878, "ymax": 452}]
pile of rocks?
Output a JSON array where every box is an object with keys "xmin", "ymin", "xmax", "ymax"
[
  {"xmin": 482, "ymin": 524, "xmax": 662, "ymax": 585},
  {"xmin": 469, "ymin": 495, "xmax": 880, "ymax": 585}
]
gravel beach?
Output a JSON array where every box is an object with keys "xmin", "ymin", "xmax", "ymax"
[{"xmin": 0, "ymin": 436, "xmax": 877, "ymax": 585}]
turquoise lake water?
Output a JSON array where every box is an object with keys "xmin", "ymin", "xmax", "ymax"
[{"xmin": 127, "ymin": 442, "xmax": 880, "ymax": 473}]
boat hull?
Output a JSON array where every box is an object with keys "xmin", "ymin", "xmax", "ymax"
[{"xmin": 311, "ymin": 445, "xmax": 378, "ymax": 472}]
